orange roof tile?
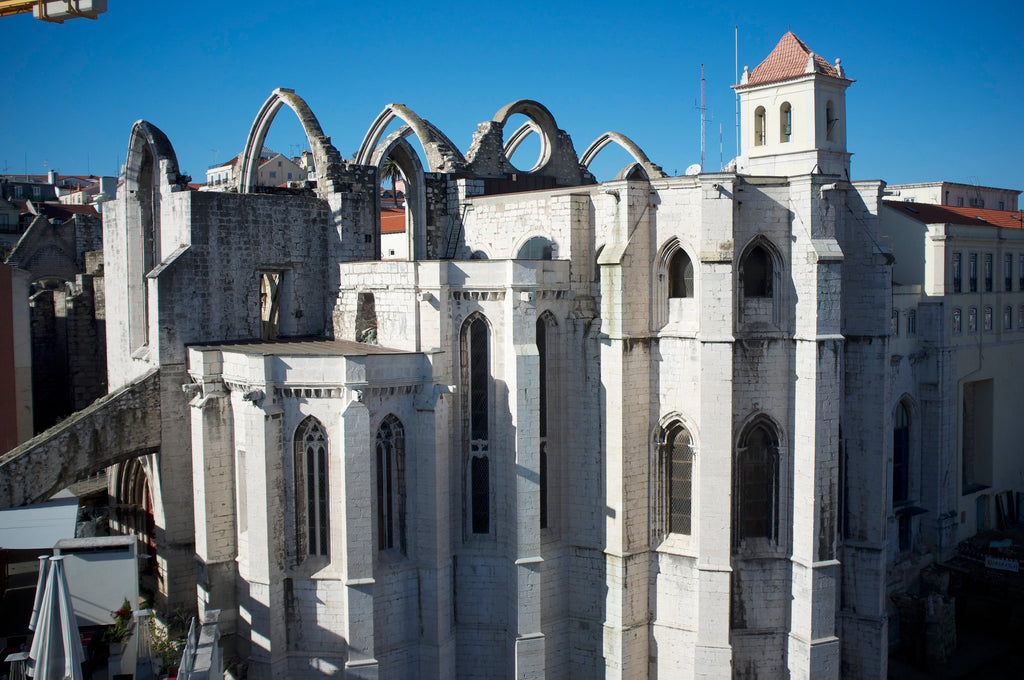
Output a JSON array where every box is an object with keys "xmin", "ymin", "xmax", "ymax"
[
  {"xmin": 380, "ymin": 208, "xmax": 406, "ymax": 234},
  {"xmin": 736, "ymin": 32, "xmax": 846, "ymax": 88},
  {"xmin": 884, "ymin": 201, "xmax": 1024, "ymax": 230}
]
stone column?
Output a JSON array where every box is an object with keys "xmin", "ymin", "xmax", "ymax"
[
  {"xmin": 342, "ymin": 391, "xmax": 378, "ymax": 679},
  {"xmin": 694, "ymin": 179, "xmax": 737, "ymax": 680},
  {"xmin": 509, "ymin": 288, "xmax": 544, "ymax": 679},
  {"xmin": 188, "ymin": 353, "xmax": 239, "ymax": 653},
  {"xmin": 787, "ymin": 176, "xmax": 843, "ymax": 679},
  {"xmin": 599, "ymin": 185, "xmax": 652, "ymax": 680},
  {"xmin": 413, "ymin": 385, "xmax": 455, "ymax": 679}
]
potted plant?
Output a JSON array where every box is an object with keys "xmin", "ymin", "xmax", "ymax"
[{"xmin": 103, "ymin": 598, "xmax": 133, "ymax": 647}]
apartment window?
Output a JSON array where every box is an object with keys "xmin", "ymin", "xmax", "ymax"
[
  {"xmin": 952, "ymin": 252, "xmax": 962, "ymax": 293},
  {"xmin": 891, "ymin": 309, "xmax": 899, "ymax": 336},
  {"xmin": 1019, "ymin": 255, "xmax": 1024, "ymax": 290},
  {"xmin": 907, "ymin": 310, "xmax": 917, "ymax": 336},
  {"xmin": 32, "ymin": 186, "xmax": 40, "ymax": 198},
  {"xmin": 1006, "ymin": 254, "xmax": 1014, "ymax": 291},
  {"xmin": 984, "ymin": 254, "xmax": 993, "ymax": 292},
  {"xmin": 953, "ymin": 308, "xmax": 962, "ymax": 334},
  {"xmin": 287, "ymin": 172, "xmax": 292, "ymax": 180},
  {"xmin": 969, "ymin": 254, "xmax": 978, "ymax": 292},
  {"xmin": 962, "ymin": 380, "xmax": 993, "ymax": 494},
  {"xmin": 968, "ymin": 307, "xmax": 978, "ymax": 333},
  {"xmin": 999, "ymin": 201, "xmax": 1005, "ymax": 210},
  {"xmin": 1019, "ymin": 305, "xmax": 1024, "ymax": 329},
  {"xmin": 1004, "ymin": 306, "xmax": 1013, "ymax": 331},
  {"xmin": 983, "ymin": 306, "xmax": 992, "ymax": 332},
  {"xmin": 957, "ymin": 197, "xmax": 964, "ymax": 207},
  {"xmin": 14, "ymin": 186, "xmax": 22, "ymax": 199},
  {"xmin": 295, "ymin": 417, "xmax": 330, "ymax": 559},
  {"xmin": 269, "ymin": 171, "xmax": 276, "ymax": 179}
]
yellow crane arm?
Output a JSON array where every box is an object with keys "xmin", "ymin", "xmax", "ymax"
[{"xmin": 0, "ymin": 0, "xmax": 104, "ymax": 22}]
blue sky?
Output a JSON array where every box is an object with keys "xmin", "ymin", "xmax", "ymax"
[{"xmin": 2, "ymin": 1, "xmax": 1022, "ymax": 191}]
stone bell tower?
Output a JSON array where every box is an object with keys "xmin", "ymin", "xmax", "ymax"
[{"xmin": 734, "ymin": 31, "xmax": 853, "ymax": 178}]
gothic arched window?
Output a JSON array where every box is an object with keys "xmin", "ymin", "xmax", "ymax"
[
  {"xmin": 295, "ymin": 417, "xmax": 329, "ymax": 558},
  {"xmin": 893, "ymin": 402, "xmax": 910, "ymax": 504},
  {"xmin": 662, "ymin": 422, "xmax": 694, "ymax": 535},
  {"xmin": 668, "ymin": 249, "xmax": 695, "ymax": 299},
  {"xmin": 377, "ymin": 414, "xmax": 406, "ymax": 553},
  {"xmin": 742, "ymin": 244, "xmax": 774, "ymax": 298},
  {"xmin": 734, "ymin": 420, "xmax": 781, "ymax": 544},
  {"xmin": 462, "ymin": 314, "xmax": 491, "ymax": 535}
]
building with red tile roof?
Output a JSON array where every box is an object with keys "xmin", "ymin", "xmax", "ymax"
[
  {"xmin": 734, "ymin": 32, "xmax": 852, "ymax": 177},
  {"xmin": 737, "ymin": 31, "xmax": 846, "ymax": 88}
]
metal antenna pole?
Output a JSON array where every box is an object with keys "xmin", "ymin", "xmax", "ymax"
[
  {"xmin": 735, "ymin": 25, "xmax": 740, "ymax": 159},
  {"xmin": 700, "ymin": 64, "xmax": 706, "ymax": 172}
]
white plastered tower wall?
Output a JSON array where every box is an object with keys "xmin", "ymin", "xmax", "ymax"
[{"xmin": 734, "ymin": 33, "xmax": 853, "ymax": 179}]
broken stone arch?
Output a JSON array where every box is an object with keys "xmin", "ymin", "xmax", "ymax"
[
  {"xmin": 355, "ymin": 103, "xmax": 466, "ymax": 172},
  {"xmin": 579, "ymin": 131, "xmax": 667, "ymax": 180},
  {"xmin": 491, "ymin": 99, "xmax": 561, "ymax": 174},
  {"xmin": 502, "ymin": 120, "xmax": 546, "ymax": 172},
  {"xmin": 238, "ymin": 88, "xmax": 343, "ymax": 195},
  {"xmin": 124, "ymin": 120, "xmax": 185, "ymax": 352},
  {"xmin": 370, "ymin": 131, "xmax": 427, "ymax": 261}
]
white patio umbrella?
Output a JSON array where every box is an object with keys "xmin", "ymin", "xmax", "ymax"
[
  {"xmin": 27, "ymin": 556, "xmax": 84, "ymax": 680},
  {"xmin": 28, "ymin": 555, "xmax": 49, "ymax": 632}
]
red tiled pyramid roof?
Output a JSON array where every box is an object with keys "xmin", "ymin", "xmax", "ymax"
[{"xmin": 737, "ymin": 31, "xmax": 845, "ymax": 88}]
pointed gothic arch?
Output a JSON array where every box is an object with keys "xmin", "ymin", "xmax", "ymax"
[
  {"xmin": 237, "ymin": 88, "xmax": 343, "ymax": 195},
  {"xmin": 579, "ymin": 131, "xmax": 667, "ymax": 180},
  {"xmin": 123, "ymin": 120, "xmax": 184, "ymax": 352},
  {"xmin": 355, "ymin": 103, "xmax": 466, "ymax": 172},
  {"xmin": 733, "ymin": 414, "xmax": 785, "ymax": 548},
  {"xmin": 737, "ymin": 235, "xmax": 785, "ymax": 329},
  {"xmin": 370, "ymin": 131, "xmax": 427, "ymax": 260}
]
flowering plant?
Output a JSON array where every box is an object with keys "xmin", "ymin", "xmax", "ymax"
[{"xmin": 104, "ymin": 598, "xmax": 133, "ymax": 643}]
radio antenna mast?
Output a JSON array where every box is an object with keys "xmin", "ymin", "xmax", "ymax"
[
  {"xmin": 700, "ymin": 64, "xmax": 706, "ymax": 171},
  {"xmin": 735, "ymin": 25, "xmax": 740, "ymax": 159}
]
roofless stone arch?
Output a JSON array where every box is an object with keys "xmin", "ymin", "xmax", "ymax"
[
  {"xmin": 502, "ymin": 120, "xmax": 546, "ymax": 172},
  {"xmin": 580, "ymin": 131, "xmax": 667, "ymax": 179},
  {"xmin": 124, "ymin": 120, "xmax": 185, "ymax": 351},
  {"xmin": 355, "ymin": 103, "xmax": 466, "ymax": 172},
  {"xmin": 124, "ymin": 120, "xmax": 185, "ymax": 192},
  {"xmin": 465, "ymin": 99, "xmax": 584, "ymax": 185},
  {"xmin": 371, "ymin": 129, "xmax": 428, "ymax": 260},
  {"xmin": 238, "ymin": 88, "xmax": 344, "ymax": 196}
]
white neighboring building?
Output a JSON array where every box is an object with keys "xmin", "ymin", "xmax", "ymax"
[
  {"xmin": 881, "ymin": 202, "xmax": 1024, "ymax": 565},
  {"xmin": 204, "ymin": 150, "xmax": 309, "ymax": 190},
  {"xmin": 887, "ymin": 181, "xmax": 1020, "ymax": 211}
]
